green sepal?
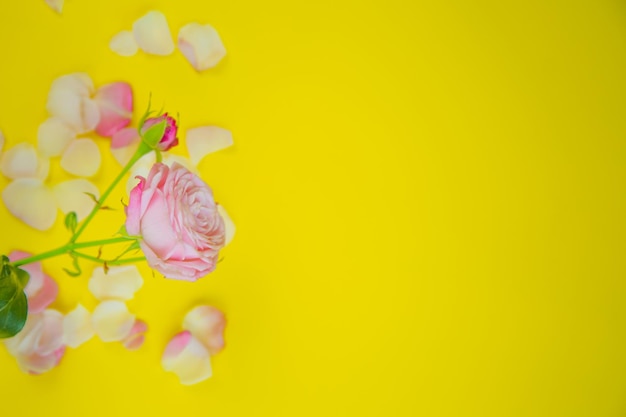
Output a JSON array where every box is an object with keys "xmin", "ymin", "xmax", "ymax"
[
  {"xmin": 0, "ymin": 256, "xmax": 29, "ymax": 338},
  {"xmin": 64, "ymin": 211, "xmax": 78, "ymax": 234},
  {"xmin": 63, "ymin": 254, "xmax": 82, "ymax": 277},
  {"xmin": 142, "ymin": 120, "xmax": 168, "ymax": 148}
]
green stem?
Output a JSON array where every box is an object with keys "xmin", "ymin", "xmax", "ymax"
[{"xmin": 72, "ymin": 252, "xmax": 146, "ymax": 266}]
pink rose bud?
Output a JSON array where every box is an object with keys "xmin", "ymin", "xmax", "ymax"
[
  {"xmin": 125, "ymin": 162, "xmax": 225, "ymax": 281},
  {"xmin": 142, "ymin": 113, "xmax": 178, "ymax": 151}
]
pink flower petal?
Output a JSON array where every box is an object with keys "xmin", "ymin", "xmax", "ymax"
[
  {"xmin": 63, "ymin": 304, "xmax": 94, "ymax": 348},
  {"xmin": 110, "ymin": 30, "xmax": 138, "ymax": 57},
  {"xmin": 37, "ymin": 118, "xmax": 77, "ymax": 157},
  {"xmin": 126, "ymin": 152, "xmax": 155, "ymax": 195},
  {"xmin": 53, "ymin": 179, "xmax": 99, "ymax": 221},
  {"xmin": 111, "ymin": 128, "xmax": 141, "ymax": 166},
  {"xmin": 182, "ymin": 305, "xmax": 226, "ymax": 355},
  {"xmin": 27, "ymin": 274, "xmax": 58, "ymax": 314},
  {"xmin": 88, "ymin": 265, "xmax": 143, "ymax": 301},
  {"xmin": 91, "ymin": 301, "xmax": 135, "ymax": 342},
  {"xmin": 178, "ymin": 23, "xmax": 226, "ymax": 71},
  {"xmin": 2, "ymin": 179, "xmax": 57, "ymax": 230},
  {"xmin": 8, "ymin": 251, "xmax": 45, "ymax": 296},
  {"xmin": 44, "ymin": 0, "xmax": 63, "ymax": 13},
  {"xmin": 0, "ymin": 142, "xmax": 49, "ymax": 181},
  {"xmin": 122, "ymin": 319, "xmax": 148, "ymax": 350},
  {"xmin": 46, "ymin": 73, "xmax": 100, "ymax": 133},
  {"xmin": 217, "ymin": 205, "xmax": 236, "ymax": 246},
  {"xmin": 132, "ymin": 11, "xmax": 175, "ymax": 56},
  {"xmin": 60, "ymin": 139, "xmax": 101, "ymax": 177},
  {"xmin": 94, "ymin": 82, "xmax": 133, "ymax": 137},
  {"xmin": 162, "ymin": 331, "xmax": 213, "ymax": 385},
  {"xmin": 185, "ymin": 126, "xmax": 233, "ymax": 166}
]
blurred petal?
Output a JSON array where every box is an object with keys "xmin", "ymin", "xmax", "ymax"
[
  {"xmin": 217, "ymin": 205, "xmax": 235, "ymax": 246},
  {"xmin": 53, "ymin": 179, "xmax": 99, "ymax": 220},
  {"xmin": 88, "ymin": 265, "xmax": 143, "ymax": 301},
  {"xmin": 178, "ymin": 23, "xmax": 226, "ymax": 71},
  {"xmin": 63, "ymin": 304, "xmax": 94, "ymax": 348},
  {"xmin": 17, "ymin": 346, "xmax": 65, "ymax": 375},
  {"xmin": 8, "ymin": 251, "xmax": 45, "ymax": 296},
  {"xmin": 94, "ymin": 82, "xmax": 133, "ymax": 137},
  {"xmin": 162, "ymin": 331, "xmax": 213, "ymax": 385},
  {"xmin": 92, "ymin": 301, "xmax": 135, "ymax": 342},
  {"xmin": 122, "ymin": 319, "xmax": 148, "ymax": 350},
  {"xmin": 111, "ymin": 128, "xmax": 140, "ymax": 165},
  {"xmin": 28, "ymin": 274, "xmax": 59, "ymax": 314},
  {"xmin": 46, "ymin": 73, "xmax": 99, "ymax": 133},
  {"xmin": 133, "ymin": 11, "xmax": 175, "ymax": 56},
  {"xmin": 109, "ymin": 30, "xmax": 138, "ymax": 57},
  {"xmin": 0, "ymin": 142, "xmax": 49, "ymax": 180},
  {"xmin": 44, "ymin": 0, "xmax": 63, "ymax": 13},
  {"xmin": 60, "ymin": 139, "xmax": 101, "ymax": 177},
  {"xmin": 37, "ymin": 118, "xmax": 76, "ymax": 157},
  {"xmin": 36, "ymin": 310, "xmax": 65, "ymax": 356},
  {"xmin": 185, "ymin": 126, "xmax": 233, "ymax": 166},
  {"xmin": 0, "ymin": 129, "xmax": 4, "ymax": 156},
  {"xmin": 182, "ymin": 305, "xmax": 226, "ymax": 355},
  {"xmin": 2, "ymin": 179, "xmax": 57, "ymax": 230}
]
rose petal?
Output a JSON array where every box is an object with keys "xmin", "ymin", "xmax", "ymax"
[
  {"xmin": 37, "ymin": 118, "xmax": 77, "ymax": 157},
  {"xmin": 132, "ymin": 11, "xmax": 175, "ymax": 56},
  {"xmin": 91, "ymin": 301, "xmax": 135, "ymax": 342},
  {"xmin": 0, "ymin": 142, "xmax": 49, "ymax": 180},
  {"xmin": 126, "ymin": 152, "xmax": 156, "ymax": 195},
  {"xmin": 162, "ymin": 331, "xmax": 213, "ymax": 385},
  {"xmin": 217, "ymin": 205, "xmax": 235, "ymax": 246},
  {"xmin": 185, "ymin": 126, "xmax": 233, "ymax": 166},
  {"xmin": 122, "ymin": 319, "xmax": 148, "ymax": 350},
  {"xmin": 46, "ymin": 73, "xmax": 100, "ymax": 133},
  {"xmin": 2, "ymin": 179, "xmax": 57, "ymax": 230},
  {"xmin": 88, "ymin": 265, "xmax": 143, "ymax": 301},
  {"xmin": 0, "ymin": 129, "xmax": 4, "ymax": 156},
  {"xmin": 109, "ymin": 30, "xmax": 139, "ymax": 57},
  {"xmin": 63, "ymin": 304, "xmax": 94, "ymax": 348},
  {"xmin": 52, "ymin": 179, "xmax": 99, "ymax": 221},
  {"xmin": 94, "ymin": 83, "xmax": 133, "ymax": 137},
  {"xmin": 8, "ymin": 251, "xmax": 45, "ymax": 296},
  {"xmin": 182, "ymin": 305, "xmax": 226, "ymax": 355},
  {"xmin": 178, "ymin": 23, "xmax": 227, "ymax": 71},
  {"xmin": 17, "ymin": 346, "xmax": 65, "ymax": 375},
  {"xmin": 111, "ymin": 128, "xmax": 141, "ymax": 166},
  {"xmin": 162, "ymin": 154, "xmax": 198, "ymax": 173},
  {"xmin": 28, "ymin": 274, "xmax": 58, "ymax": 314},
  {"xmin": 44, "ymin": 0, "xmax": 63, "ymax": 13},
  {"xmin": 60, "ymin": 139, "xmax": 101, "ymax": 177}
]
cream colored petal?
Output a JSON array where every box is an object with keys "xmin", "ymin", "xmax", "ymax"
[
  {"xmin": 88, "ymin": 265, "xmax": 143, "ymax": 301},
  {"xmin": 0, "ymin": 129, "xmax": 4, "ymax": 156},
  {"xmin": 46, "ymin": 73, "xmax": 99, "ymax": 133},
  {"xmin": 162, "ymin": 331, "xmax": 213, "ymax": 385},
  {"xmin": 2, "ymin": 179, "xmax": 57, "ymax": 230},
  {"xmin": 44, "ymin": 0, "xmax": 63, "ymax": 13},
  {"xmin": 132, "ymin": 11, "xmax": 175, "ymax": 56},
  {"xmin": 178, "ymin": 23, "xmax": 226, "ymax": 71},
  {"xmin": 36, "ymin": 309, "xmax": 65, "ymax": 356},
  {"xmin": 122, "ymin": 319, "xmax": 148, "ymax": 350},
  {"xmin": 53, "ymin": 179, "xmax": 99, "ymax": 220},
  {"xmin": 185, "ymin": 126, "xmax": 233, "ymax": 166},
  {"xmin": 182, "ymin": 305, "xmax": 226, "ymax": 355},
  {"xmin": 0, "ymin": 142, "xmax": 49, "ymax": 180},
  {"xmin": 63, "ymin": 304, "xmax": 94, "ymax": 348},
  {"xmin": 92, "ymin": 301, "xmax": 135, "ymax": 342},
  {"xmin": 37, "ymin": 118, "xmax": 76, "ymax": 157},
  {"xmin": 217, "ymin": 205, "xmax": 235, "ymax": 246},
  {"xmin": 60, "ymin": 139, "xmax": 101, "ymax": 177},
  {"xmin": 109, "ymin": 30, "xmax": 139, "ymax": 57}
]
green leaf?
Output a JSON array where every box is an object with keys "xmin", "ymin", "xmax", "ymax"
[
  {"xmin": 64, "ymin": 211, "xmax": 78, "ymax": 234},
  {"xmin": 142, "ymin": 120, "xmax": 167, "ymax": 148},
  {"xmin": 0, "ymin": 256, "xmax": 29, "ymax": 338}
]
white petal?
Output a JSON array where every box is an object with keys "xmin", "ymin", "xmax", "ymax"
[
  {"xmin": 217, "ymin": 205, "xmax": 235, "ymax": 246},
  {"xmin": 92, "ymin": 301, "xmax": 135, "ymax": 342},
  {"xmin": 37, "ymin": 118, "xmax": 76, "ymax": 157},
  {"xmin": 0, "ymin": 143, "xmax": 49, "ymax": 180},
  {"xmin": 162, "ymin": 331, "xmax": 213, "ymax": 385},
  {"xmin": 185, "ymin": 126, "xmax": 233, "ymax": 166},
  {"xmin": 88, "ymin": 265, "xmax": 143, "ymax": 301},
  {"xmin": 46, "ymin": 73, "xmax": 99, "ymax": 133},
  {"xmin": 2, "ymin": 179, "xmax": 57, "ymax": 230},
  {"xmin": 132, "ymin": 11, "xmax": 175, "ymax": 56},
  {"xmin": 182, "ymin": 305, "xmax": 226, "ymax": 355},
  {"xmin": 178, "ymin": 23, "xmax": 227, "ymax": 71},
  {"xmin": 63, "ymin": 304, "xmax": 94, "ymax": 348},
  {"xmin": 53, "ymin": 179, "xmax": 99, "ymax": 220},
  {"xmin": 109, "ymin": 30, "xmax": 138, "ymax": 57},
  {"xmin": 60, "ymin": 139, "xmax": 101, "ymax": 177},
  {"xmin": 44, "ymin": 0, "xmax": 64, "ymax": 13}
]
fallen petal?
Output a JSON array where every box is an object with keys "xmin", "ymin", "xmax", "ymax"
[
  {"xmin": 217, "ymin": 205, "xmax": 236, "ymax": 246},
  {"xmin": 44, "ymin": 0, "xmax": 63, "ymax": 13},
  {"xmin": 63, "ymin": 304, "xmax": 94, "ymax": 348},
  {"xmin": 94, "ymin": 82, "xmax": 133, "ymax": 137},
  {"xmin": 46, "ymin": 73, "xmax": 99, "ymax": 133},
  {"xmin": 88, "ymin": 265, "xmax": 143, "ymax": 301},
  {"xmin": 178, "ymin": 23, "xmax": 227, "ymax": 71},
  {"xmin": 162, "ymin": 331, "xmax": 213, "ymax": 385},
  {"xmin": 182, "ymin": 305, "xmax": 226, "ymax": 355},
  {"xmin": 0, "ymin": 142, "xmax": 50, "ymax": 180},
  {"xmin": 37, "ymin": 310, "xmax": 65, "ymax": 356},
  {"xmin": 92, "ymin": 301, "xmax": 135, "ymax": 342},
  {"xmin": 2, "ymin": 179, "xmax": 57, "ymax": 230},
  {"xmin": 37, "ymin": 118, "xmax": 77, "ymax": 157},
  {"xmin": 109, "ymin": 30, "xmax": 139, "ymax": 57},
  {"xmin": 0, "ymin": 129, "xmax": 4, "ymax": 156},
  {"xmin": 53, "ymin": 179, "xmax": 99, "ymax": 220},
  {"xmin": 133, "ymin": 11, "xmax": 175, "ymax": 56},
  {"xmin": 60, "ymin": 139, "xmax": 101, "ymax": 177},
  {"xmin": 8, "ymin": 251, "xmax": 45, "ymax": 297},
  {"xmin": 122, "ymin": 319, "xmax": 148, "ymax": 350},
  {"xmin": 111, "ymin": 127, "xmax": 141, "ymax": 165},
  {"xmin": 185, "ymin": 126, "xmax": 233, "ymax": 166}
]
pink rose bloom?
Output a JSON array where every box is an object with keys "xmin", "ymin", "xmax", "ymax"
[
  {"xmin": 126, "ymin": 162, "xmax": 225, "ymax": 281},
  {"xmin": 142, "ymin": 113, "xmax": 178, "ymax": 151}
]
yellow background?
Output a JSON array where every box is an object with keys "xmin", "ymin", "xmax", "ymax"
[{"xmin": 1, "ymin": 0, "xmax": 626, "ymax": 416}]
